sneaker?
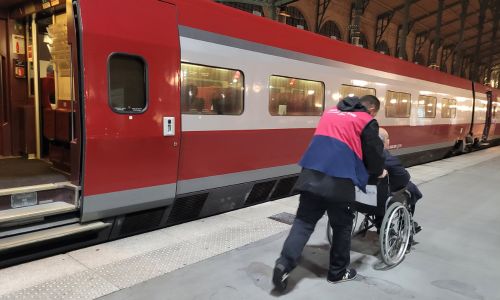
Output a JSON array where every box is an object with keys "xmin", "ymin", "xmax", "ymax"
[
  {"xmin": 272, "ymin": 263, "xmax": 289, "ymax": 291},
  {"xmin": 327, "ymin": 268, "xmax": 357, "ymax": 284}
]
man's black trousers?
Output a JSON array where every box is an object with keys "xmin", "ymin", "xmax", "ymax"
[{"xmin": 276, "ymin": 191, "xmax": 355, "ymax": 279}]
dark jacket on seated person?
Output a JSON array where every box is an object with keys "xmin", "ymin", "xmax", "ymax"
[{"xmin": 383, "ymin": 149, "xmax": 422, "ymax": 204}]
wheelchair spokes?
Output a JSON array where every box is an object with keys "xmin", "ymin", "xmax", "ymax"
[{"xmin": 380, "ymin": 202, "xmax": 412, "ymax": 266}]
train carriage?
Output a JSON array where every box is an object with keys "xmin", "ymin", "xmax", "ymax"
[{"xmin": 0, "ymin": 0, "xmax": 498, "ymax": 267}]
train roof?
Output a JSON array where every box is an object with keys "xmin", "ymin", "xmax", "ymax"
[{"xmin": 173, "ymin": 0, "xmax": 499, "ymax": 96}]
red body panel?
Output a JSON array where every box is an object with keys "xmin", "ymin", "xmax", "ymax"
[
  {"xmin": 177, "ymin": 125, "xmax": 468, "ymax": 180},
  {"xmin": 77, "ymin": 0, "xmax": 500, "ymax": 199},
  {"xmin": 178, "ymin": 129, "xmax": 314, "ymax": 180},
  {"xmin": 79, "ymin": 0, "xmax": 180, "ymax": 196},
  {"xmin": 387, "ymin": 124, "xmax": 469, "ymax": 148}
]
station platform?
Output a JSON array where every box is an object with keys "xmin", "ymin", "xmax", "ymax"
[{"xmin": 1, "ymin": 147, "xmax": 500, "ymax": 300}]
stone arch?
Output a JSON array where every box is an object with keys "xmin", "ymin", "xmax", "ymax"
[
  {"xmin": 375, "ymin": 40, "xmax": 390, "ymax": 55},
  {"xmin": 359, "ymin": 32, "xmax": 368, "ymax": 48},
  {"xmin": 282, "ymin": 6, "xmax": 309, "ymax": 30},
  {"xmin": 319, "ymin": 20, "xmax": 343, "ymax": 40},
  {"xmin": 413, "ymin": 53, "xmax": 426, "ymax": 65}
]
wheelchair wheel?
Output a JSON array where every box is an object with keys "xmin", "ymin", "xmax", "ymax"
[
  {"xmin": 326, "ymin": 211, "xmax": 358, "ymax": 245},
  {"xmin": 379, "ymin": 202, "xmax": 411, "ymax": 266}
]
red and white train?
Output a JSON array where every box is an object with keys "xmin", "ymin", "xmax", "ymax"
[{"xmin": 0, "ymin": 0, "xmax": 498, "ymax": 266}]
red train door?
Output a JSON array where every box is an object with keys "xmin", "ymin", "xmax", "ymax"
[{"xmin": 78, "ymin": 0, "xmax": 180, "ymax": 221}]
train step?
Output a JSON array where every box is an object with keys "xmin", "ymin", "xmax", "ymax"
[
  {"xmin": 0, "ymin": 181, "xmax": 79, "ymax": 198},
  {"xmin": 0, "ymin": 202, "xmax": 77, "ymax": 227},
  {"xmin": 0, "ymin": 182, "xmax": 79, "ymax": 227},
  {"xmin": 0, "ymin": 221, "xmax": 111, "ymax": 252}
]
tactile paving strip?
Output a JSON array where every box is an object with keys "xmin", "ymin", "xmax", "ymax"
[
  {"xmin": 1, "ymin": 218, "xmax": 291, "ymax": 299},
  {"xmin": 95, "ymin": 218, "xmax": 290, "ymax": 289},
  {"xmin": 0, "ymin": 270, "xmax": 118, "ymax": 300}
]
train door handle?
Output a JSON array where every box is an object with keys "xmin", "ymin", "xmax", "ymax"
[{"xmin": 163, "ymin": 117, "xmax": 175, "ymax": 136}]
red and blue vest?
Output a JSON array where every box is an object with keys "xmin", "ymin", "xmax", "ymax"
[{"xmin": 299, "ymin": 107, "xmax": 374, "ymax": 190}]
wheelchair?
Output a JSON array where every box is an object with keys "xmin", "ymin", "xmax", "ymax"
[{"xmin": 327, "ymin": 178, "xmax": 415, "ymax": 267}]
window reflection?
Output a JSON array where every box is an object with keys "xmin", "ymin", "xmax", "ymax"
[
  {"xmin": 181, "ymin": 63, "xmax": 244, "ymax": 115},
  {"xmin": 385, "ymin": 90, "xmax": 411, "ymax": 118},
  {"xmin": 417, "ymin": 95, "xmax": 437, "ymax": 118},
  {"xmin": 339, "ymin": 84, "xmax": 376, "ymax": 99},
  {"xmin": 269, "ymin": 75, "xmax": 324, "ymax": 116},
  {"xmin": 442, "ymin": 98, "xmax": 457, "ymax": 118}
]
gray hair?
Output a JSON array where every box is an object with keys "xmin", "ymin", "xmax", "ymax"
[{"xmin": 379, "ymin": 127, "xmax": 389, "ymax": 145}]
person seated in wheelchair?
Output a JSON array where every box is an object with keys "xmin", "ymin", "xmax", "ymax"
[{"xmin": 375, "ymin": 128, "xmax": 423, "ymax": 234}]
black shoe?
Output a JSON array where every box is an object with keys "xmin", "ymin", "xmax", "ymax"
[
  {"xmin": 272, "ymin": 263, "xmax": 289, "ymax": 291},
  {"xmin": 327, "ymin": 268, "xmax": 357, "ymax": 284},
  {"xmin": 406, "ymin": 236, "xmax": 418, "ymax": 253},
  {"xmin": 413, "ymin": 221, "xmax": 422, "ymax": 234}
]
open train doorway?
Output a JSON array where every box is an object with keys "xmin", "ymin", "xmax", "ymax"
[
  {"xmin": 482, "ymin": 91, "xmax": 494, "ymax": 143},
  {"xmin": 0, "ymin": 1, "xmax": 82, "ymax": 239}
]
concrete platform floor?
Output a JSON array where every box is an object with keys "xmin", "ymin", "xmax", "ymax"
[{"xmin": 1, "ymin": 147, "xmax": 500, "ymax": 300}]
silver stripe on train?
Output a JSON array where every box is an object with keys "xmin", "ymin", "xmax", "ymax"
[
  {"xmin": 81, "ymin": 184, "xmax": 176, "ymax": 222},
  {"xmin": 390, "ymin": 142, "xmax": 455, "ymax": 156}
]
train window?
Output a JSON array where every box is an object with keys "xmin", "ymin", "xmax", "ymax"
[
  {"xmin": 417, "ymin": 95, "xmax": 437, "ymax": 118},
  {"xmin": 441, "ymin": 98, "xmax": 457, "ymax": 118},
  {"xmin": 339, "ymin": 84, "xmax": 376, "ymax": 98},
  {"xmin": 385, "ymin": 90, "xmax": 411, "ymax": 118},
  {"xmin": 108, "ymin": 53, "xmax": 147, "ymax": 114},
  {"xmin": 269, "ymin": 75, "xmax": 324, "ymax": 116},
  {"xmin": 180, "ymin": 63, "xmax": 244, "ymax": 115}
]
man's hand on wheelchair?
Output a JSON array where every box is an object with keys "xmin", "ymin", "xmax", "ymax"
[{"xmin": 378, "ymin": 169, "xmax": 388, "ymax": 178}]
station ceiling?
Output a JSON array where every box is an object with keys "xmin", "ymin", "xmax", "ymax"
[
  {"xmin": 0, "ymin": 0, "xmax": 25, "ymax": 9},
  {"xmin": 218, "ymin": 0, "xmax": 500, "ymax": 83},
  {"xmin": 371, "ymin": 0, "xmax": 499, "ymax": 66}
]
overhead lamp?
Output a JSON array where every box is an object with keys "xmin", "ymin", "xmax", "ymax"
[{"xmin": 278, "ymin": 8, "xmax": 291, "ymax": 17}]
